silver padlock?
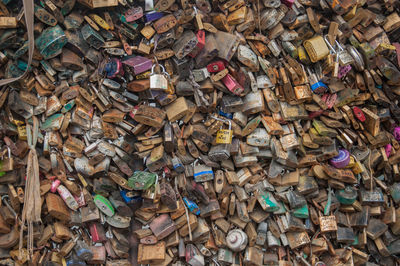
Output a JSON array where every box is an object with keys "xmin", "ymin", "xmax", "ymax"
[
  {"xmin": 150, "ymin": 64, "xmax": 169, "ymax": 90},
  {"xmin": 192, "ymin": 68, "xmax": 210, "ymax": 82},
  {"xmin": 335, "ymin": 40, "xmax": 354, "ymax": 66}
]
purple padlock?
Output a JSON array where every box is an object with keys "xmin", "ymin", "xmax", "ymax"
[
  {"xmin": 122, "ymin": 56, "xmax": 153, "ymax": 75},
  {"xmin": 105, "ymin": 58, "xmax": 124, "ymax": 79},
  {"xmin": 394, "ymin": 127, "xmax": 400, "ymax": 141},
  {"xmin": 338, "ymin": 65, "xmax": 351, "ymax": 79},
  {"xmin": 145, "ymin": 11, "xmax": 164, "ymax": 22},
  {"xmin": 385, "ymin": 144, "xmax": 392, "ymax": 158},
  {"xmin": 330, "ymin": 149, "xmax": 350, "ymax": 168}
]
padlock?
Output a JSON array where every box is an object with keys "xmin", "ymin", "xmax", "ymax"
[
  {"xmin": 150, "ymin": 214, "xmax": 176, "ymax": 240},
  {"xmin": 188, "ymin": 30, "xmax": 205, "ymax": 58},
  {"xmin": 172, "ymin": 154, "xmax": 185, "ymax": 173},
  {"xmin": 193, "ymin": 160, "xmax": 214, "ymax": 182},
  {"xmin": 128, "ymin": 171, "xmax": 157, "ymax": 190},
  {"xmin": 0, "ymin": 147, "xmax": 13, "ymax": 172},
  {"xmin": 125, "ymin": 6, "xmax": 143, "ymax": 22},
  {"xmin": 160, "ymin": 174, "xmax": 177, "ymax": 210},
  {"xmin": 46, "ymin": 193, "xmax": 71, "ymax": 221},
  {"xmin": 185, "ymin": 243, "xmax": 205, "ymax": 266},
  {"xmin": 149, "ymin": 64, "xmax": 169, "ymax": 91},
  {"xmin": 222, "ymin": 74, "xmax": 244, "ymax": 96},
  {"xmin": 323, "ymin": 35, "xmax": 339, "ymax": 78},
  {"xmin": 183, "ymin": 197, "xmax": 200, "ymax": 216},
  {"xmin": 243, "ymin": 247, "xmax": 263, "ymax": 266},
  {"xmin": 172, "ymin": 30, "xmax": 198, "ymax": 59},
  {"xmin": 304, "ymin": 35, "xmax": 330, "ymax": 63},
  {"xmin": 209, "ymin": 116, "xmax": 232, "ymax": 161},
  {"xmin": 74, "ymin": 239, "xmax": 93, "ymax": 261},
  {"xmin": 93, "ymin": 194, "xmax": 115, "ymax": 217},
  {"xmin": 35, "ymin": 25, "xmax": 67, "ymax": 59},
  {"xmin": 138, "ymin": 241, "xmax": 166, "ymax": 264},
  {"xmin": 169, "ymin": 56, "xmax": 190, "ymax": 79},
  {"xmin": 122, "ymin": 56, "xmax": 152, "ymax": 75}
]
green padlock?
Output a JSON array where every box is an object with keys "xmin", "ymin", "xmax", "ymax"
[
  {"xmin": 336, "ymin": 186, "xmax": 357, "ymax": 205},
  {"xmin": 93, "ymin": 194, "xmax": 115, "ymax": 217},
  {"xmin": 293, "ymin": 204, "xmax": 309, "ymax": 219},
  {"xmin": 128, "ymin": 171, "xmax": 157, "ymax": 190}
]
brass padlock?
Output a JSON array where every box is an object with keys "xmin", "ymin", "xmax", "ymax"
[{"xmin": 0, "ymin": 147, "xmax": 13, "ymax": 172}]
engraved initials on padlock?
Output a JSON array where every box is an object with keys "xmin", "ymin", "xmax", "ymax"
[
  {"xmin": 150, "ymin": 64, "xmax": 168, "ymax": 90},
  {"xmin": 214, "ymin": 117, "xmax": 233, "ymax": 144}
]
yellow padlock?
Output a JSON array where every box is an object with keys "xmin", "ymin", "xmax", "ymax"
[
  {"xmin": 213, "ymin": 116, "xmax": 233, "ymax": 144},
  {"xmin": 88, "ymin": 14, "xmax": 110, "ymax": 30}
]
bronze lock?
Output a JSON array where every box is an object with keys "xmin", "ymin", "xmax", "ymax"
[{"xmin": 0, "ymin": 147, "xmax": 13, "ymax": 172}]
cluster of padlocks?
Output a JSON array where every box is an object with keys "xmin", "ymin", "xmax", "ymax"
[{"xmin": 0, "ymin": 0, "xmax": 400, "ymax": 265}]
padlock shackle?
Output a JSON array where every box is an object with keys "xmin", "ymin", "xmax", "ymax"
[
  {"xmin": 210, "ymin": 115, "xmax": 231, "ymax": 130},
  {"xmin": 151, "ymin": 64, "xmax": 166, "ymax": 75},
  {"xmin": 323, "ymin": 35, "xmax": 336, "ymax": 54},
  {"xmin": 335, "ymin": 40, "xmax": 344, "ymax": 52}
]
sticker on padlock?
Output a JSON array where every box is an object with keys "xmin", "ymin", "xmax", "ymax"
[{"xmin": 150, "ymin": 64, "xmax": 169, "ymax": 90}]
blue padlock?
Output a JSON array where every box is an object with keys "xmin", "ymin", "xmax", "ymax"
[
  {"xmin": 120, "ymin": 190, "xmax": 141, "ymax": 204},
  {"xmin": 218, "ymin": 109, "xmax": 233, "ymax": 120},
  {"xmin": 183, "ymin": 197, "xmax": 200, "ymax": 215}
]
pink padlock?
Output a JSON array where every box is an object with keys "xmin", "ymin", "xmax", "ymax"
[
  {"xmin": 394, "ymin": 127, "xmax": 400, "ymax": 141},
  {"xmin": 125, "ymin": 7, "xmax": 143, "ymax": 22},
  {"xmin": 385, "ymin": 144, "xmax": 392, "ymax": 158},
  {"xmin": 50, "ymin": 179, "xmax": 61, "ymax": 193},
  {"xmin": 281, "ymin": 0, "xmax": 295, "ymax": 8},
  {"xmin": 74, "ymin": 191, "xmax": 86, "ymax": 208},
  {"xmin": 57, "ymin": 185, "xmax": 79, "ymax": 211},
  {"xmin": 222, "ymin": 74, "xmax": 244, "ymax": 96}
]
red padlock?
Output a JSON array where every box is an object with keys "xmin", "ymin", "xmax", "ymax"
[
  {"xmin": 321, "ymin": 93, "xmax": 337, "ymax": 109},
  {"xmin": 281, "ymin": 0, "xmax": 295, "ymax": 8},
  {"xmin": 90, "ymin": 222, "xmax": 107, "ymax": 243},
  {"xmin": 188, "ymin": 30, "xmax": 205, "ymax": 58},
  {"xmin": 353, "ymin": 106, "xmax": 366, "ymax": 122},
  {"xmin": 222, "ymin": 74, "xmax": 244, "ymax": 96},
  {"xmin": 206, "ymin": 61, "xmax": 226, "ymax": 73},
  {"xmin": 309, "ymin": 110, "xmax": 324, "ymax": 119}
]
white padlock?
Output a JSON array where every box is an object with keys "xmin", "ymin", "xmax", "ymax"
[{"xmin": 149, "ymin": 64, "xmax": 169, "ymax": 90}]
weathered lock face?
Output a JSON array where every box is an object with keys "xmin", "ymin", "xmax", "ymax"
[
  {"xmin": 81, "ymin": 24, "xmax": 105, "ymax": 50},
  {"xmin": 215, "ymin": 31, "xmax": 240, "ymax": 61},
  {"xmin": 36, "ymin": 25, "xmax": 68, "ymax": 59},
  {"xmin": 222, "ymin": 74, "xmax": 244, "ymax": 96},
  {"xmin": 150, "ymin": 73, "xmax": 168, "ymax": 90},
  {"xmin": 194, "ymin": 163, "xmax": 214, "ymax": 182},
  {"xmin": 237, "ymin": 45, "xmax": 259, "ymax": 72},
  {"xmin": 125, "ymin": 7, "xmax": 143, "ymax": 22},
  {"xmin": 173, "ymin": 30, "xmax": 198, "ymax": 59},
  {"xmin": 128, "ymin": 171, "xmax": 157, "ymax": 190},
  {"xmin": 188, "ymin": 30, "xmax": 205, "ymax": 58},
  {"xmin": 156, "ymin": 29, "xmax": 176, "ymax": 49},
  {"xmin": 209, "ymin": 144, "xmax": 230, "ymax": 161},
  {"xmin": 319, "ymin": 216, "xmax": 338, "ymax": 233},
  {"xmin": 192, "ymin": 68, "xmax": 210, "ymax": 82}
]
